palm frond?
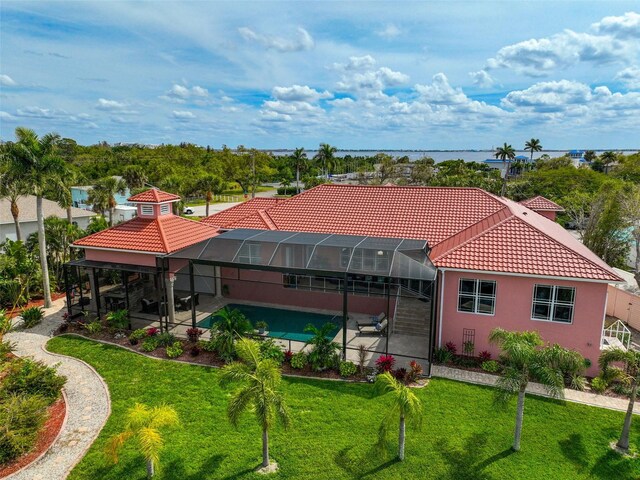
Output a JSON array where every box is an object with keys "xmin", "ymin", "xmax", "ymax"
[
  {"xmin": 150, "ymin": 405, "xmax": 180, "ymax": 429},
  {"xmin": 105, "ymin": 431, "xmax": 133, "ymax": 464},
  {"xmin": 137, "ymin": 427, "xmax": 163, "ymax": 466},
  {"xmin": 219, "ymin": 361, "xmax": 252, "ymax": 387},
  {"xmin": 227, "ymin": 386, "xmax": 255, "ymax": 428}
]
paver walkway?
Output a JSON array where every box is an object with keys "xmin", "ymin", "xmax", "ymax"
[
  {"xmin": 5, "ymin": 298, "xmax": 111, "ymax": 480},
  {"xmin": 433, "ymin": 364, "xmax": 639, "ymax": 414}
]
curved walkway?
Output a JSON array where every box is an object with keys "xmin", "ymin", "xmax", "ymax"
[{"xmin": 5, "ymin": 299, "xmax": 111, "ymax": 480}]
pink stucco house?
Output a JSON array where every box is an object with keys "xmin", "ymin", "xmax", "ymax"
[{"xmin": 68, "ymin": 185, "xmax": 622, "ymax": 376}]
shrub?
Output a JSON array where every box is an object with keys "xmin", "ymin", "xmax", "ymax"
[
  {"xmin": 84, "ymin": 321, "xmax": 103, "ymax": 335},
  {"xmin": 1, "ymin": 358, "xmax": 66, "ymax": 401},
  {"xmin": 105, "ymin": 309, "xmax": 129, "ymax": 331},
  {"xmin": 611, "ymin": 381, "xmax": 632, "ymax": 397},
  {"xmin": 462, "ymin": 341, "xmax": 474, "ymax": 356},
  {"xmin": 304, "ymin": 323, "xmax": 341, "ymax": 371},
  {"xmin": 570, "ymin": 374, "xmax": 587, "ymax": 391},
  {"xmin": 590, "ymin": 376, "xmax": 608, "ymax": 394},
  {"xmin": 284, "ymin": 350, "xmax": 293, "ymax": 363},
  {"xmin": 445, "ymin": 341, "xmax": 457, "ymax": 354},
  {"xmin": 406, "ymin": 360, "xmax": 423, "ymax": 383},
  {"xmin": 0, "ymin": 309, "xmax": 12, "ymax": 338},
  {"xmin": 434, "ymin": 347, "xmax": 453, "ymax": 364},
  {"xmin": 481, "ymin": 360, "xmax": 500, "ymax": 373},
  {"xmin": 0, "ymin": 393, "xmax": 49, "ymax": 464},
  {"xmin": 198, "ymin": 338, "xmax": 217, "ymax": 353},
  {"xmin": 339, "ymin": 360, "xmax": 357, "ymax": 378},
  {"xmin": 276, "ymin": 186, "xmax": 297, "ymax": 195},
  {"xmin": 141, "ymin": 337, "xmax": 159, "ymax": 352},
  {"xmin": 156, "ymin": 332, "xmax": 177, "ymax": 348},
  {"xmin": 393, "ymin": 367, "xmax": 408, "ymax": 382},
  {"xmin": 0, "ymin": 340, "xmax": 15, "ymax": 363},
  {"xmin": 583, "ymin": 358, "xmax": 592, "ymax": 369},
  {"xmin": 259, "ymin": 338, "xmax": 285, "ymax": 364},
  {"xmin": 255, "ymin": 321, "xmax": 268, "ymax": 331},
  {"xmin": 146, "ymin": 327, "xmax": 159, "ymax": 337},
  {"xmin": 375, "ymin": 354, "xmax": 395, "ymax": 373},
  {"xmin": 478, "ymin": 350, "xmax": 492, "ymax": 362},
  {"xmin": 21, "ymin": 306, "xmax": 44, "ymax": 329},
  {"xmin": 290, "ymin": 352, "xmax": 308, "ymax": 369},
  {"xmin": 454, "ymin": 355, "xmax": 478, "ymax": 368},
  {"xmin": 128, "ymin": 329, "xmax": 147, "ymax": 345},
  {"xmin": 186, "ymin": 328, "xmax": 204, "ymax": 343},
  {"xmin": 166, "ymin": 341, "xmax": 184, "ymax": 359},
  {"xmin": 190, "ymin": 344, "xmax": 202, "ymax": 357}
]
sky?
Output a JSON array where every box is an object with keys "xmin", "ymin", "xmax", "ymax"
[{"xmin": 0, "ymin": 1, "xmax": 639, "ymax": 149}]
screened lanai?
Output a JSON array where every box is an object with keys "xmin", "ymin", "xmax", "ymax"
[{"xmin": 168, "ymin": 228, "xmax": 439, "ymax": 372}]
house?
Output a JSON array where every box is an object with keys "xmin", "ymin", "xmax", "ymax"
[
  {"xmin": 0, "ymin": 195, "xmax": 95, "ymax": 243},
  {"xmin": 71, "ymin": 177, "xmax": 132, "ymax": 208},
  {"xmin": 519, "ymin": 196, "xmax": 564, "ymax": 221},
  {"xmin": 66, "ymin": 185, "xmax": 622, "ymax": 376},
  {"xmin": 567, "ymin": 150, "xmax": 587, "ymax": 167},
  {"xmin": 482, "ymin": 155, "xmax": 528, "ymax": 176}
]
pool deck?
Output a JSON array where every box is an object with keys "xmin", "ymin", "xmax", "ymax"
[{"xmin": 130, "ymin": 294, "xmax": 430, "ymax": 369}]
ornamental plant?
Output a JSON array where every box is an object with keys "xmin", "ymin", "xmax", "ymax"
[
  {"xmin": 284, "ymin": 350, "xmax": 293, "ymax": 363},
  {"xmin": 141, "ymin": 337, "xmax": 159, "ymax": 352},
  {"xmin": 406, "ymin": 360, "xmax": 423, "ymax": 383},
  {"xmin": 444, "ymin": 341, "xmax": 457, "ymax": 354},
  {"xmin": 478, "ymin": 350, "xmax": 492, "ymax": 362},
  {"xmin": 146, "ymin": 327, "xmax": 159, "ymax": 337},
  {"xmin": 339, "ymin": 360, "xmax": 357, "ymax": 378},
  {"xmin": 165, "ymin": 341, "xmax": 183, "ymax": 359},
  {"xmin": 186, "ymin": 328, "xmax": 203, "ymax": 343},
  {"xmin": 106, "ymin": 309, "xmax": 129, "ymax": 331},
  {"xmin": 290, "ymin": 352, "xmax": 308, "ymax": 369},
  {"xmin": 129, "ymin": 329, "xmax": 147, "ymax": 345},
  {"xmin": 21, "ymin": 306, "xmax": 44, "ymax": 329},
  {"xmin": 84, "ymin": 321, "xmax": 103, "ymax": 335},
  {"xmin": 375, "ymin": 354, "xmax": 395, "ymax": 373}
]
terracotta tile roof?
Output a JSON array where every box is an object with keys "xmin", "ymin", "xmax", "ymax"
[
  {"xmin": 519, "ymin": 196, "xmax": 564, "ymax": 211},
  {"xmin": 201, "ymin": 198, "xmax": 285, "ymax": 228},
  {"xmin": 74, "ymin": 215, "xmax": 216, "ymax": 254},
  {"xmin": 224, "ymin": 184, "xmax": 621, "ymax": 282},
  {"xmin": 128, "ymin": 189, "xmax": 181, "ymax": 203}
]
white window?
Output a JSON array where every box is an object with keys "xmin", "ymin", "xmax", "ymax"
[
  {"xmin": 531, "ymin": 285, "xmax": 575, "ymax": 323},
  {"xmin": 160, "ymin": 204, "xmax": 170, "ymax": 215},
  {"xmin": 141, "ymin": 205, "xmax": 153, "ymax": 216},
  {"xmin": 237, "ymin": 243, "xmax": 261, "ymax": 264},
  {"xmin": 457, "ymin": 278, "xmax": 496, "ymax": 315}
]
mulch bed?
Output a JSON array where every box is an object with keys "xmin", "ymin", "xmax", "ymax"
[
  {"xmin": 0, "ymin": 396, "xmax": 66, "ymax": 478},
  {"xmin": 6, "ymin": 293, "xmax": 66, "ymax": 319}
]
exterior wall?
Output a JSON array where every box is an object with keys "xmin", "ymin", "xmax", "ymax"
[
  {"xmin": 85, "ymin": 249, "xmax": 159, "ymax": 267},
  {"xmin": 72, "ymin": 186, "xmax": 130, "ymax": 208},
  {"xmin": 607, "ymin": 285, "xmax": 640, "ymax": 330},
  {"xmin": 221, "ymin": 268, "xmax": 394, "ymax": 315},
  {"xmin": 439, "ymin": 270, "xmax": 607, "ymax": 376},
  {"xmin": 1, "ymin": 216, "xmax": 92, "ymax": 242},
  {"xmin": 535, "ymin": 210, "xmax": 556, "ymax": 221}
]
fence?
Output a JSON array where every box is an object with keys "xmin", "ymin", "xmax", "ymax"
[{"xmin": 607, "ymin": 285, "xmax": 640, "ymax": 331}]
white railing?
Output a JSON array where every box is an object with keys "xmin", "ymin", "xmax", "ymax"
[{"xmin": 601, "ymin": 319, "xmax": 631, "ymax": 350}]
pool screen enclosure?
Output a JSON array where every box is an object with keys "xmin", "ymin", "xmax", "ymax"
[{"xmin": 167, "ymin": 228, "xmax": 439, "ymax": 370}]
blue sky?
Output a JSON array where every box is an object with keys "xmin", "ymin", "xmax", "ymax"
[{"xmin": 0, "ymin": 1, "xmax": 639, "ymax": 149}]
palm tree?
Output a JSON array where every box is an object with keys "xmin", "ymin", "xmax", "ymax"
[
  {"xmin": 4, "ymin": 127, "xmax": 66, "ymax": 308},
  {"xmin": 375, "ymin": 371, "xmax": 422, "ymax": 461},
  {"xmin": 494, "ymin": 143, "xmax": 516, "ymax": 196},
  {"xmin": 106, "ymin": 403, "xmax": 179, "ymax": 478},
  {"xmin": 600, "ymin": 151, "xmax": 618, "ymax": 174},
  {"xmin": 47, "ymin": 167, "xmax": 79, "ymax": 224},
  {"xmin": 291, "ymin": 148, "xmax": 307, "ymax": 194},
  {"xmin": 489, "ymin": 328, "xmax": 565, "ymax": 451},
  {"xmin": 303, "ymin": 322, "xmax": 341, "ymax": 371},
  {"xmin": 599, "ymin": 348, "xmax": 640, "ymax": 451},
  {"xmin": 211, "ymin": 306, "xmax": 253, "ymax": 361},
  {"xmin": 315, "ymin": 143, "xmax": 337, "ymax": 180},
  {"xmin": 196, "ymin": 174, "xmax": 226, "ymax": 217},
  {"xmin": 0, "ymin": 168, "xmax": 27, "ymax": 242},
  {"xmin": 122, "ymin": 165, "xmax": 148, "ymax": 190},
  {"xmin": 524, "ymin": 138, "xmax": 542, "ymax": 164},
  {"xmin": 88, "ymin": 176, "xmax": 127, "ymax": 226},
  {"xmin": 220, "ymin": 338, "xmax": 290, "ymax": 469}
]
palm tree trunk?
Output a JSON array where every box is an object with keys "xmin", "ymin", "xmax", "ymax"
[
  {"xmin": 36, "ymin": 195, "xmax": 52, "ymax": 308},
  {"xmin": 262, "ymin": 427, "xmax": 269, "ymax": 468},
  {"xmin": 108, "ymin": 208, "xmax": 114, "ymax": 226},
  {"xmin": 617, "ymin": 383, "xmax": 636, "ymax": 451},
  {"xmin": 513, "ymin": 386, "xmax": 526, "ymax": 451},
  {"xmin": 398, "ymin": 414, "xmax": 406, "ymax": 461},
  {"xmin": 10, "ymin": 199, "xmax": 22, "ymax": 242},
  {"xmin": 296, "ymin": 165, "xmax": 300, "ymax": 194},
  {"xmin": 66, "ymin": 205, "xmax": 73, "ymax": 224},
  {"xmin": 146, "ymin": 459, "xmax": 155, "ymax": 478}
]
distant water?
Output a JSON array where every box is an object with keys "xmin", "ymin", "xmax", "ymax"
[{"xmin": 270, "ymin": 149, "xmax": 638, "ymax": 163}]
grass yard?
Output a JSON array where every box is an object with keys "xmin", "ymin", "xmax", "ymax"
[{"xmin": 47, "ymin": 336, "xmax": 640, "ymax": 480}]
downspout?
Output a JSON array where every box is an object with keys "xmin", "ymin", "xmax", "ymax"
[
  {"xmin": 599, "ymin": 288, "xmax": 609, "ymax": 351},
  {"xmin": 438, "ymin": 269, "xmax": 446, "ymax": 348},
  {"xmin": 428, "ymin": 275, "xmax": 439, "ymax": 378},
  {"xmin": 342, "ymin": 272, "xmax": 348, "ymax": 360}
]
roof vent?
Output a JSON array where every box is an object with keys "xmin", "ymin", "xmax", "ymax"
[{"xmin": 523, "ymin": 211, "xmax": 528, "ymax": 215}]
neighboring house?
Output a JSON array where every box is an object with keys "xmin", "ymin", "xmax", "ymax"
[
  {"xmin": 519, "ymin": 196, "xmax": 564, "ymax": 221},
  {"xmin": 67, "ymin": 186, "xmax": 623, "ymax": 376},
  {"xmin": 567, "ymin": 150, "xmax": 587, "ymax": 167},
  {"xmin": 71, "ymin": 177, "xmax": 131, "ymax": 210},
  {"xmin": 482, "ymin": 155, "xmax": 528, "ymax": 176},
  {"xmin": 0, "ymin": 195, "xmax": 95, "ymax": 243}
]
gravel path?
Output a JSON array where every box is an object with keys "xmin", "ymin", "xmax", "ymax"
[{"xmin": 5, "ymin": 299, "xmax": 111, "ymax": 480}]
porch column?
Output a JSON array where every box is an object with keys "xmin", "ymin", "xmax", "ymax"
[
  {"xmin": 166, "ymin": 274, "xmax": 177, "ymax": 327},
  {"xmin": 342, "ymin": 272, "xmax": 348, "ymax": 360},
  {"xmin": 189, "ymin": 261, "xmax": 196, "ymax": 329},
  {"xmin": 63, "ymin": 264, "xmax": 72, "ymax": 317},
  {"xmin": 214, "ymin": 266, "xmax": 222, "ymax": 297}
]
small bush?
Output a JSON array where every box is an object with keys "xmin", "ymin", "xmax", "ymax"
[
  {"xmin": 146, "ymin": 327, "xmax": 160, "ymax": 337},
  {"xmin": 454, "ymin": 355, "xmax": 478, "ymax": 368},
  {"xmin": 189, "ymin": 344, "xmax": 202, "ymax": 357},
  {"xmin": 198, "ymin": 339, "xmax": 217, "ymax": 353},
  {"xmin": 478, "ymin": 350, "xmax": 492, "ymax": 362},
  {"xmin": 339, "ymin": 360, "xmax": 357, "ymax": 378},
  {"xmin": 375, "ymin": 354, "xmax": 395, "ymax": 373},
  {"xmin": 105, "ymin": 309, "xmax": 129, "ymax": 331},
  {"xmin": 0, "ymin": 340, "xmax": 15, "ymax": 363},
  {"xmin": 128, "ymin": 329, "xmax": 147, "ymax": 345},
  {"xmin": 1, "ymin": 358, "xmax": 66, "ymax": 401},
  {"xmin": 481, "ymin": 360, "xmax": 500, "ymax": 373},
  {"xmin": 141, "ymin": 337, "xmax": 159, "ymax": 352},
  {"xmin": 406, "ymin": 360, "xmax": 423, "ymax": 383},
  {"xmin": 393, "ymin": 367, "xmax": 408, "ymax": 382},
  {"xmin": 21, "ymin": 306, "xmax": 44, "ymax": 329},
  {"xmin": 290, "ymin": 352, "xmax": 308, "ymax": 369},
  {"xmin": 445, "ymin": 341, "xmax": 457, "ymax": 354},
  {"xmin": 611, "ymin": 381, "xmax": 632, "ymax": 397},
  {"xmin": 166, "ymin": 341, "xmax": 184, "ymax": 359},
  {"xmin": 84, "ymin": 321, "xmax": 103, "ymax": 334},
  {"xmin": 156, "ymin": 332, "xmax": 177, "ymax": 348},
  {"xmin": 276, "ymin": 186, "xmax": 297, "ymax": 195},
  {"xmin": 434, "ymin": 347, "xmax": 453, "ymax": 364},
  {"xmin": 0, "ymin": 393, "xmax": 49, "ymax": 464},
  {"xmin": 570, "ymin": 374, "xmax": 587, "ymax": 391},
  {"xmin": 462, "ymin": 341, "xmax": 474, "ymax": 356},
  {"xmin": 590, "ymin": 376, "xmax": 608, "ymax": 394},
  {"xmin": 186, "ymin": 328, "xmax": 204, "ymax": 342},
  {"xmin": 583, "ymin": 358, "xmax": 592, "ymax": 369},
  {"xmin": 259, "ymin": 339, "xmax": 285, "ymax": 364},
  {"xmin": 284, "ymin": 350, "xmax": 293, "ymax": 363}
]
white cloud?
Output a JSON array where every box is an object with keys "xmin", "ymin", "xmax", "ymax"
[
  {"xmin": 161, "ymin": 83, "xmax": 209, "ymax": 103},
  {"xmin": 592, "ymin": 11, "xmax": 640, "ymax": 39},
  {"xmin": 334, "ymin": 55, "xmax": 377, "ymax": 71},
  {"xmin": 0, "ymin": 111, "xmax": 16, "ymax": 120},
  {"xmin": 470, "ymin": 70, "xmax": 495, "ymax": 88},
  {"xmin": 615, "ymin": 66, "xmax": 640, "ymax": 89},
  {"xmin": 334, "ymin": 56, "xmax": 409, "ymax": 97},
  {"xmin": 329, "ymin": 97, "xmax": 355, "ymax": 107},
  {"xmin": 95, "ymin": 98, "xmax": 137, "ymax": 115},
  {"xmin": 238, "ymin": 26, "xmax": 314, "ymax": 52},
  {"xmin": 272, "ymin": 85, "xmax": 333, "ymax": 102},
  {"xmin": 376, "ymin": 24, "xmax": 401, "ymax": 39},
  {"xmin": 415, "ymin": 73, "xmax": 469, "ymax": 105},
  {"xmin": 172, "ymin": 110, "xmax": 196, "ymax": 120},
  {"xmin": 0, "ymin": 74, "xmax": 17, "ymax": 86},
  {"xmin": 16, "ymin": 106, "xmax": 56, "ymax": 118}
]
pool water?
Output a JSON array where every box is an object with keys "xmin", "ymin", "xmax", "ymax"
[{"xmin": 197, "ymin": 303, "xmax": 340, "ymax": 342}]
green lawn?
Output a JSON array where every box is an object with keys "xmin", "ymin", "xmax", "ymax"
[{"xmin": 47, "ymin": 336, "xmax": 639, "ymax": 480}]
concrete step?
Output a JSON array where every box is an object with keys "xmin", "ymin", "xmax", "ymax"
[{"xmin": 393, "ymin": 328, "xmax": 430, "ymax": 337}]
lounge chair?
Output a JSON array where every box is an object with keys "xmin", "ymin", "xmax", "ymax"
[
  {"xmin": 141, "ymin": 298, "xmax": 158, "ymax": 314},
  {"xmin": 357, "ymin": 313, "xmax": 388, "ymax": 336},
  {"xmin": 175, "ymin": 293, "xmax": 200, "ymax": 311}
]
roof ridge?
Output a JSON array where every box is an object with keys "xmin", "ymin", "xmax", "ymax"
[
  {"xmin": 155, "ymin": 215, "xmax": 170, "ymax": 252},
  {"xmin": 257, "ymin": 210, "xmax": 278, "ymax": 230}
]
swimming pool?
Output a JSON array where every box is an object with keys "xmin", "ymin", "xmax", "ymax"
[{"xmin": 197, "ymin": 303, "xmax": 340, "ymax": 342}]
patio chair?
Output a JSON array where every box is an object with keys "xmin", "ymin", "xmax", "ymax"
[
  {"xmin": 141, "ymin": 298, "xmax": 158, "ymax": 314},
  {"xmin": 175, "ymin": 293, "xmax": 200, "ymax": 311},
  {"xmin": 356, "ymin": 312, "xmax": 388, "ymax": 336}
]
